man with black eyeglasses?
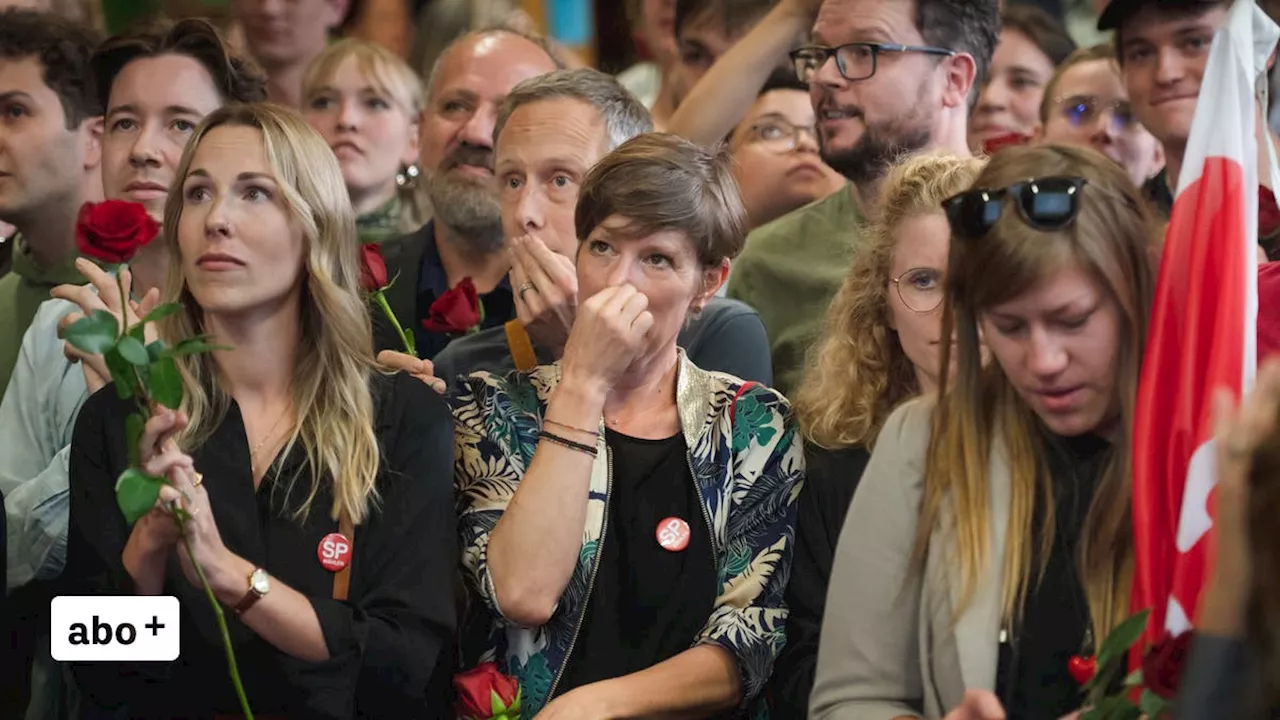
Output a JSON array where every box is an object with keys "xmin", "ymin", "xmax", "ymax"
[{"xmin": 717, "ymin": 0, "xmax": 999, "ymax": 396}]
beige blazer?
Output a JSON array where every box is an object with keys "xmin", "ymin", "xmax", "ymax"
[{"xmin": 810, "ymin": 396, "xmax": 1013, "ymax": 719}]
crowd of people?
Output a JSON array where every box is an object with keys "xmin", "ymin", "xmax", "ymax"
[{"xmin": 1, "ymin": 0, "xmax": 1279, "ymax": 717}]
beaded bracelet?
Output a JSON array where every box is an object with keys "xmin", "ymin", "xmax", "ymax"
[
  {"xmin": 544, "ymin": 418, "xmax": 599, "ymax": 438},
  {"xmin": 538, "ymin": 430, "xmax": 598, "ymax": 457}
]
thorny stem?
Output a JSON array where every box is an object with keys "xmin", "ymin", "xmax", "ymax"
[
  {"xmin": 175, "ymin": 510, "xmax": 254, "ymax": 719},
  {"xmin": 374, "ymin": 290, "xmax": 416, "ymax": 356}
]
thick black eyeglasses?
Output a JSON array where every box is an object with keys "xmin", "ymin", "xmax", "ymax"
[
  {"xmin": 790, "ymin": 42, "xmax": 956, "ymax": 83},
  {"xmin": 942, "ymin": 176, "xmax": 1091, "ymax": 239}
]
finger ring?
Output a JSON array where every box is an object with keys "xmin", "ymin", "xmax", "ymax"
[
  {"xmin": 192, "ymin": 472, "xmax": 204, "ymax": 487},
  {"xmin": 518, "ymin": 281, "xmax": 537, "ymax": 300}
]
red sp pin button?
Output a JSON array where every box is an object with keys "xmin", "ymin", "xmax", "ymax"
[
  {"xmin": 656, "ymin": 517, "xmax": 691, "ymax": 552},
  {"xmin": 318, "ymin": 532, "xmax": 352, "ymax": 572}
]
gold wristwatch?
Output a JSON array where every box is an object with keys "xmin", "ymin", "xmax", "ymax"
[{"xmin": 233, "ymin": 567, "xmax": 270, "ymax": 615}]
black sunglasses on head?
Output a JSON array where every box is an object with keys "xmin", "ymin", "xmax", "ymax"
[{"xmin": 942, "ymin": 176, "xmax": 1092, "ymax": 239}]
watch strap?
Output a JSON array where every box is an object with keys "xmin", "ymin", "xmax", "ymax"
[{"xmin": 233, "ymin": 569, "xmax": 266, "ymax": 615}]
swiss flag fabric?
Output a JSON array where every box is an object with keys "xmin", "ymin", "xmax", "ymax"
[{"xmin": 1130, "ymin": 0, "xmax": 1276, "ymax": 650}]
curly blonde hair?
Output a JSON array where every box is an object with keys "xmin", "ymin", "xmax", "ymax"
[{"xmin": 796, "ymin": 152, "xmax": 985, "ymax": 450}]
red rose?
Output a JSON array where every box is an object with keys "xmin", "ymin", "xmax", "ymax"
[
  {"xmin": 75, "ymin": 200, "xmax": 159, "ymax": 264},
  {"xmin": 359, "ymin": 243, "xmax": 388, "ymax": 291},
  {"xmin": 454, "ymin": 662, "xmax": 520, "ymax": 720},
  {"xmin": 421, "ymin": 277, "xmax": 481, "ymax": 334},
  {"xmin": 1141, "ymin": 630, "xmax": 1194, "ymax": 700},
  {"xmin": 981, "ymin": 132, "xmax": 1032, "ymax": 155}
]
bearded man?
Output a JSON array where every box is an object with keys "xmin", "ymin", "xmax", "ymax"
[
  {"xmin": 725, "ymin": 0, "xmax": 999, "ymax": 395},
  {"xmin": 379, "ymin": 28, "xmax": 561, "ymax": 358}
]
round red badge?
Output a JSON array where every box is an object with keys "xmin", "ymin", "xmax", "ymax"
[
  {"xmin": 317, "ymin": 532, "xmax": 352, "ymax": 572},
  {"xmin": 656, "ymin": 517, "xmax": 691, "ymax": 552}
]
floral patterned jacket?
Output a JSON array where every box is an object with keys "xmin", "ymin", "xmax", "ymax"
[{"xmin": 449, "ymin": 352, "xmax": 804, "ymax": 715}]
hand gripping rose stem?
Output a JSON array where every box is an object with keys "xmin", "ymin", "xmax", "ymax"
[{"xmin": 115, "ymin": 267, "xmax": 253, "ymax": 719}]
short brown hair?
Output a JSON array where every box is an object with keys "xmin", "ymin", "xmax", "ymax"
[
  {"xmin": 1001, "ymin": 4, "xmax": 1077, "ymax": 68},
  {"xmin": 91, "ymin": 18, "xmax": 267, "ymax": 108},
  {"xmin": 575, "ymin": 133, "xmax": 748, "ymax": 266},
  {"xmin": 1112, "ymin": 0, "xmax": 1230, "ymax": 61},
  {"xmin": 1038, "ymin": 43, "xmax": 1115, "ymax": 124},
  {"xmin": 674, "ymin": 0, "xmax": 776, "ymax": 41},
  {"xmin": 0, "ymin": 9, "xmax": 101, "ymax": 128},
  {"xmin": 916, "ymin": 0, "xmax": 1001, "ymax": 93}
]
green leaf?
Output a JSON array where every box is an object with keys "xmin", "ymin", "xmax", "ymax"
[
  {"xmin": 1122, "ymin": 667, "xmax": 1143, "ymax": 688},
  {"xmin": 1092, "ymin": 694, "xmax": 1141, "ymax": 720},
  {"xmin": 141, "ymin": 301, "xmax": 182, "ymax": 325},
  {"xmin": 104, "ymin": 346, "xmax": 137, "ymax": 399},
  {"xmin": 168, "ymin": 335, "xmax": 232, "ymax": 357},
  {"xmin": 149, "ymin": 355, "xmax": 183, "ymax": 409},
  {"xmin": 62, "ymin": 309, "xmax": 119, "ymax": 355},
  {"xmin": 1096, "ymin": 609, "xmax": 1151, "ymax": 672},
  {"xmin": 1139, "ymin": 689, "xmax": 1168, "ymax": 718},
  {"xmin": 126, "ymin": 413, "xmax": 144, "ymax": 467},
  {"xmin": 146, "ymin": 340, "xmax": 167, "ymax": 363},
  {"xmin": 127, "ymin": 321, "xmax": 145, "ymax": 343},
  {"xmin": 115, "ymin": 467, "xmax": 162, "ymax": 525},
  {"xmin": 117, "ymin": 335, "xmax": 150, "ymax": 367}
]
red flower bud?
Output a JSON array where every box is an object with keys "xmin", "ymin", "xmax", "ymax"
[
  {"xmin": 421, "ymin": 277, "xmax": 481, "ymax": 334},
  {"xmin": 359, "ymin": 243, "xmax": 388, "ymax": 291},
  {"xmin": 454, "ymin": 662, "xmax": 520, "ymax": 719},
  {"xmin": 74, "ymin": 200, "xmax": 159, "ymax": 264}
]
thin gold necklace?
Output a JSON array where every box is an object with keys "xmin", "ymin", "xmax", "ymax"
[{"xmin": 249, "ymin": 407, "xmax": 290, "ymax": 475}]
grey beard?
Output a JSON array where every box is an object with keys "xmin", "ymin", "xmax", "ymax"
[{"xmin": 425, "ymin": 172, "xmax": 505, "ymax": 254}]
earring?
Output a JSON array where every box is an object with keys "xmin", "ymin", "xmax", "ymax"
[{"xmin": 396, "ymin": 163, "xmax": 420, "ymax": 190}]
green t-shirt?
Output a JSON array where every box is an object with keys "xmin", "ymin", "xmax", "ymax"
[
  {"xmin": 727, "ymin": 186, "xmax": 862, "ymax": 397},
  {"xmin": 0, "ymin": 236, "xmax": 83, "ymax": 400}
]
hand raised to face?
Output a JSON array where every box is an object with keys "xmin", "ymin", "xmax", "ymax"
[
  {"xmin": 558, "ymin": 284, "xmax": 654, "ymax": 393},
  {"xmin": 510, "ymin": 234, "xmax": 578, "ymax": 356}
]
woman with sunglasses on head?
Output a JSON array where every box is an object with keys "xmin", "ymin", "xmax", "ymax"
[
  {"xmin": 63, "ymin": 104, "xmax": 457, "ymax": 718},
  {"xmin": 302, "ymin": 39, "xmax": 429, "ymax": 244},
  {"xmin": 768, "ymin": 152, "xmax": 984, "ymax": 719},
  {"xmin": 810, "ymin": 143, "xmax": 1158, "ymax": 720},
  {"xmin": 1034, "ymin": 44, "xmax": 1164, "ymax": 189}
]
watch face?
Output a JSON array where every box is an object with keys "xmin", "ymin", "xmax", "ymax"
[{"xmin": 250, "ymin": 568, "xmax": 270, "ymax": 594}]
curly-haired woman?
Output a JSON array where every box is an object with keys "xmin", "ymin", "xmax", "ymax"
[{"xmin": 770, "ymin": 152, "xmax": 985, "ymax": 717}]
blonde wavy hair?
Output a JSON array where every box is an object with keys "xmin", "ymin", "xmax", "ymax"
[
  {"xmin": 796, "ymin": 153, "xmax": 985, "ymax": 450},
  {"xmin": 160, "ymin": 102, "xmax": 382, "ymax": 525},
  {"xmin": 915, "ymin": 143, "xmax": 1158, "ymax": 639},
  {"xmin": 302, "ymin": 38, "xmax": 429, "ymax": 233}
]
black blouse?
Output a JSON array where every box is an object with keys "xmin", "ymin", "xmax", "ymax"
[
  {"xmin": 769, "ymin": 443, "xmax": 871, "ymax": 718},
  {"xmin": 64, "ymin": 372, "xmax": 458, "ymax": 719},
  {"xmin": 996, "ymin": 430, "xmax": 1111, "ymax": 720},
  {"xmin": 555, "ymin": 430, "xmax": 717, "ymax": 696}
]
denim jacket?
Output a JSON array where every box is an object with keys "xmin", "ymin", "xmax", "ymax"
[
  {"xmin": 449, "ymin": 352, "xmax": 804, "ymax": 715},
  {"xmin": 1, "ymin": 296, "xmax": 87, "ymax": 590}
]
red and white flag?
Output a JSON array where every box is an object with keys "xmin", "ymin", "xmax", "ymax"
[{"xmin": 1131, "ymin": 0, "xmax": 1277, "ymax": 649}]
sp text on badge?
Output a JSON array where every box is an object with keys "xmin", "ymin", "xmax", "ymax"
[{"xmin": 51, "ymin": 596, "xmax": 181, "ymax": 661}]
